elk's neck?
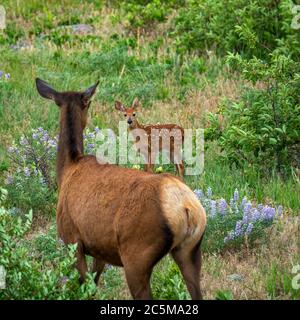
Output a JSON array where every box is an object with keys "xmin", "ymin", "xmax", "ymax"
[{"xmin": 57, "ymin": 105, "xmax": 84, "ymax": 187}]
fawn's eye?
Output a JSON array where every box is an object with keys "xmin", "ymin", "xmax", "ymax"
[
  {"xmin": 124, "ymin": 114, "xmax": 127, "ymax": 117},
  {"xmin": 133, "ymin": 113, "xmax": 136, "ymax": 117}
]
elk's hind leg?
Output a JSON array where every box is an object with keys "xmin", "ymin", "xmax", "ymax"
[
  {"xmin": 171, "ymin": 236, "xmax": 204, "ymax": 300},
  {"xmin": 76, "ymin": 240, "xmax": 88, "ymax": 284},
  {"xmin": 92, "ymin": 258, "xmax": 105, "ymax": 285}
]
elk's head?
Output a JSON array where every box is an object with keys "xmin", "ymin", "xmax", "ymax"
[
  {"xmin": 35, "ymin": 78, "xmax": 99, "ymax": 130},
  {"xmin": 115, "ymin": 98, "xmax": 139, "ymax": 129}
]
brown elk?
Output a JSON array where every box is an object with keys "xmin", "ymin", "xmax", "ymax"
[
  {"xmin": 35, "ymin": 78, "xmax": 206, "ymax": 300},
  {"xmin": 115, "ymin": 98, "xmax": 185, "ymax": 178}
]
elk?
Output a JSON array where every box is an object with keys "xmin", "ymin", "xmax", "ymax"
[
  {"xmin": 115, "ymin": 98, "xmax": 185, "ymax": 178},
  {"xmin": 35, "ymin": 78, "xmax": 206, "ymax": 300}
]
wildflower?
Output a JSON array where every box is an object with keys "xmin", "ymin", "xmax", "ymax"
[
  {"xmin": 5, "ymin": 175, "xmax": 13, "ymax": 185},
  {"xmin": 5, "ymin": 73, "xmax": 10, "ymax": 79},
  {"xmin": 88, "ymin": 132, "xmax": 95, "ymax": 139},
  {"xmin": 94, "ymin": 127, "xmax": 100, "ymax": 134},
  {"xmin": 234, "ymin": 220, "xmax": 243, "ymax": 236},
  {"xmin": 87, "ymin": 143, "xmax": 95, "ymax": 149},
  {"xmin": 245, "ymin": 223, "xmax": 253, "ymax": 235},
  {"xmin": 241, "ymin": 197, "xmax": 247, "ymax": 209},
  {"xmin": 252, "ymin": 209, "xmax": 261, "ymax": 221},
  {"xmin": 24, "ymin": 167, "xmax": 30, "ymax": 177},
  {"xmin": 219, "ymin": 198, "xmax": 227, "ymax": 215},
  {"xmin": 207, "ymin": 187, "xmax": 212, "ymax": 198},
  {"xmin": 48, "ymin": 139, "xmax": 57, "ymax": 148},
  {"xmin": 210, "ymin": 200, "xmax": 216, "ymax": 217},
  {"xmin": 40, "ymin": 132, "xmax": 49, "ymax": 142},
  {"xmin": 277, "ymin": 205, "xmax": 283, "ymax": 216},
  {"xmin": 20, "ymin": 137, "xmax": 28, "ymax": 146},
  {"xmin": 233, "ymin": 188, "xmax": 239, "ymax": 202},
  {"xmin": 0, "ymin": 71, "xmax": 3, "ymax": 77},
  {"xmin": 194, "ymin": 189, "xmax": 203, "ymax": 199},
  {"xmin": 32, "ymin": 133, "xmax": 38, "ymax": 140},
  {"xmin": 262, "ymin": 206, "xmax": 275, "ymax": 220}
]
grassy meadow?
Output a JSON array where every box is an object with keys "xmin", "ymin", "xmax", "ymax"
[{"xmin": 0, "ymin": 0, "xmax": 299, "ymax": 300}]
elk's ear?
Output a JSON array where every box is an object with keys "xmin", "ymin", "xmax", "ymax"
[
  {"xmin": 36, "ymin": 78, "xmax": 59, "ymax": 101},
  {"xmin": 115, "ymin": 100, "xmax": 125, "ymax": 112},
  {"xmin": 82, "ymin": 81, "xmax": 99, "ymax": 103},
  {"xmin": 132, "ymin": 97, "xmax": 139, "ymax": 109}
]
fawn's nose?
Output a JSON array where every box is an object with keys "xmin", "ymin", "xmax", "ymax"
[{"xmin": 127, "ymin": 118, "xmax": 133, "ymax": 125}]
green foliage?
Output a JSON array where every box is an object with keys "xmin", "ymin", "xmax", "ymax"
[
  {"xmin": 152, "ymin": 257, "xmax": 189, "ymax": 300},
  {"xmin": 209, "ymin": 53, "xmax": 300, "ymax": 174},
  {"xmin": 215, "ymin": 290, "xmax": 233, "ymax": 300},
  {"xmin": 0, "ymin": 188, "xmax": 97, "ymax": 299},
  {"xmin": 171, "ymin": 0, "xmax": 298, "ymax": 60},
  {"xmin": 114, "ymin": 0, "xmax": 184, "ymax": 30}
]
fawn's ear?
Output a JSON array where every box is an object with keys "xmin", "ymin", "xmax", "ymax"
[
  {"xmin": 82, "ymin": 81, "xmax": 99, "ymax": 104},
  {"xmin": 132, "ymin": 97, "xmax": 139, "ymax": 109},
  {"xmin": 115, "ymin": 100, "xmax": 125, "ymax": 112},
  {"xmin": 36, "ymin": 78, "xmax": 60, "ymax": 101}
]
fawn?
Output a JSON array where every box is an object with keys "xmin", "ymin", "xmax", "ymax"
[
  {"xmin": 115, "ymin": 98, "xmax": 185, "ymax": 178},
  {"xmin": 36, "ymin": 78, "xmax": 206, "ymax": 300}
]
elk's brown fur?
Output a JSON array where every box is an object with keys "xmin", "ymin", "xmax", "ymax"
[
  {"xmin": 36, "ymin": 78, "xmax": 206, "ymax": 300},
  {"xmin": 115, "ymin": 98, "xmax": 185, "ymax": 178}
]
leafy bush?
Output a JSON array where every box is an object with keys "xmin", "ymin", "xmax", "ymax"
[
  {"xmin": 208, "ymin": 53, "xmax": 300, "ymax": 174},
  {"xmin": 114, "ymin": 0, "xmax": 184, "ymax": 31},
  {"xmin": 5, "ymin": 128, "xmax": 57, "ymax": 215},
  {"xmin": 171, "ymin": 0, "xmax": 296, "ymax": 59},
  {"xmin": 0, "ymin": 188, "xmax": 97, "ymax": 299}
]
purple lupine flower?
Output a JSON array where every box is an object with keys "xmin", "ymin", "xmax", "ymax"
[
  {"xmin": 233, "ymin": 189, "xmax": 239, "ymax": 202},
  {"xmin": 87, "ymin": 143, "xmax": 95, "ymax": 149},
  {"xmin": 0, "ymin": 71, "xmax": 3, "ymax": 77},
  {"xmin": 37, "ymin": 127, "xmax": 44, "ymax": 132},
  {"xmin": 219, "ymin": 198, "xmax": 227, "ymax": 215},
  {"xmin": 32, "ymin": 133, "xmax": 38, "ymax": 140},
  {"xmin": 41, "ymin": 132, "xmax": 49, "ymax": 142},
  {"xmin": 230, "ymin": 198, "xmax": 234, "ymax": 208},
  {"xmin": 234, "ymin": 220, "xmax": 243, "ymax": 236},
  {"xmin": 257, "ymin": 204, "xmax": 263, "ymax": 212},
  {"xmin": 48, "ymin": 139, "xmax": 57, "ymax": 148},
  {"xmin": 210, "ymin": 200, "xmax": 216, "ymax": 217},
  {"xmin": 207, "ymin": 187, "xmax": 212, "ymax": 198},
  {"xmin": 262, "ymin": 206, "xmax": 275, "ymax": 220},
  {"xmin": 95, "ymin": 127, "xmax": 100, "ymax": 134},
  {"xmin": 194, "ymin": 189, "xmax": 203, "ymax": 199},
  {"xmin": 245, "ymin": 223, "xmax": 253, "ymax": 235},
  {"xmin": 241, "ymin": 197, "xmax": 247, "ymax": 209},
  {"xmin": 252, "ymin": 209, "xmax": 261, "ymax": 221},
  {"xmin": 88, "ymin": 132, "xmax": 95, "ymax": 139},
  {"xmin": 24, "ymin": 167, "xmax": 30, "ymax": 177},
  {"xmin": 5, "ymin": 175, "xmax": 13, "ymax": 185},
  {"xmin": 224, "ymin": 231, "xmax": 235, "ymax": 243},
  {"xmin": 277, "ymin": 205, "xmax": 283, "ymax": 216},
  {"xmin": 20, "ymin": 137, "xmax": 28, "ymax": 146},
  {"xmin": 5, "ymin": 73, "xmax": 10, "ymax": 79}
]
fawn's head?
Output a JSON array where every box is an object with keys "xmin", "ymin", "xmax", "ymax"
[
  {"xmin": 36, "ymin": 78, "xmax": 99, "ymax": 130},
  {"xmin": 115, "ymin": 98, "xmax": 140, "ymax": 128}
]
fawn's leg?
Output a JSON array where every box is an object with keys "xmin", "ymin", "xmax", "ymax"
[{"xmin": 76, "ymin": 240, "xmax": 88, "ymax": 284}]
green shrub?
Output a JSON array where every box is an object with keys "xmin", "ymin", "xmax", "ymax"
[
  {"xmin": 0, "ymin": 188, "xmax": 97, "ymax": 300},
  {"xmin": 208, "ymin": 53, "xmax": 300, "ymax": 174},
  {"xmin": 171, "ymin": 0, "xmax": 296, "ymax": 60}
]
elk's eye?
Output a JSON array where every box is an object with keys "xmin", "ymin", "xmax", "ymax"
[
  {"xmin": 124, "ymin": 114, "xmax": 127, "ymax": 117},
  {"xmin": 133, "ymin": 113, "xmax": 136, "ymax": 117}
]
